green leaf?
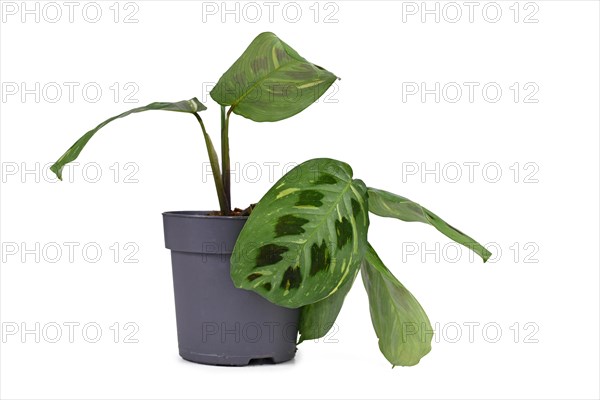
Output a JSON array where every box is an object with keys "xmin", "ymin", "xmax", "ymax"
[
  {"xmin": 362, "ymin": 243, "xmax": 433, "ymax": 367},
  {"xmin": 298, "ymin": 266, "xmax": 358, "ymax": 343},
  {"xmin": 50, "ymin": 98, "xmax": 206, "ymax": 180},
  {"xmin": 210, "ymin": 32, "xmax": 337, "ymax": 122},
  {"xmin": 231, "ymin": 158, "xmax": 369, "ymax": 308},
  {"xmin": 367, "ymin": 187, "xmax": 492, "ymax": 262}
]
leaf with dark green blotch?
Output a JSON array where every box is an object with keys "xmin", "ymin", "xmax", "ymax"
[
  {"xmin": 298, "ymin": 266, "xmax": 358, "ymax": 343},
  {"xmin": 247, "ymin": 273, "xmax": 262, "ymax": 282},
  {"xmin": 310, "ymin": 240, "xmax": 331, "ymax": 276},
  {"xmin": 231, "ymin": 158, "xmax": 369, "ymax": 308},
  {"xmin": 210, "ymin": 32, "xmax": 337, "ymax": 122},
  {"xmin": 275, "ymin": 214, "xmax": 309, "ymax": 238},
  {"xmin": 262, "ymin": 282, "xmax": 272, "ymax": 291},
  {"xmin": 50, "ymin": 98, "xmax": 206, "ymax": 180},
  {"xmin": 280, "ymin": 265, "xmax": 302, "ymax": 290},
  {"xmin": 296, "ymin": 190, "xmax": 324, "ymax": 207},
  {"xmin": 314, "ymin": 173, "xmax": 337, "ymax": 185},
  {"xmin": 367, "ymin": 187, "xmax": 491, "ymax": 262},
  {"xmin": 255, "ymin": 244, "xmax": 289, "ymax": 268},
  {"xmin": 362, "ymin": 243, "xmax": 433, "ymax": 367},
  {"xmin": 335, "ymin": 217, "xmax": 353, "ymax": 249},
  {"xmin": 351, "ymin": 198, "xmax": 361, "ymax": 217}
]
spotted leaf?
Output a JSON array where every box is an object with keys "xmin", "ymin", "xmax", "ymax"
[
  {"xmin": 210, "ymin": 32, "xmax": 337, "ymax": 122},
  {"xmin": 231, "ymin": 158, "xmax": 369, "ymax": 308}
]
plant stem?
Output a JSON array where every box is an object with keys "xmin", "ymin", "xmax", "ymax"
[
  {"xmin": 221, "ymin": 105, "xmax": 232, "ymax": 211},
  {"xmin": 193, "ymin": 112, "xmax": 229, "ymax": 213}
]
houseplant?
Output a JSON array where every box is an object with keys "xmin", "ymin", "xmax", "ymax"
[{"xmin": 50, "ymin": 32, "xmax": 491, "ymax": 367}]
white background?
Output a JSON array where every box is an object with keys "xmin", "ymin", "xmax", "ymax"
[{"xmin": 1, "ymin": 1, "xmax": 599, "ymax": 399}]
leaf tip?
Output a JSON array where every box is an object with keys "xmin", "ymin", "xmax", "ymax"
[
  {"xmin": 258, "ymin": 31, "xmax": 276, "ymax": 38},
  {"xmin": 49, "ymin": 164, "xmax": 63, "ymax": 181},
  {"xmin": 190, "ymin": 97, "xmax": 207, "ymax": 112},
  {"xmin": 482, "ymin": 249, "xmax": 492, "ymax": 263}
]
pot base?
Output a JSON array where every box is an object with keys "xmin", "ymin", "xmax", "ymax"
[{"xmin": 179, "ymin": 349, "xmax": 296, "ymax": 366}]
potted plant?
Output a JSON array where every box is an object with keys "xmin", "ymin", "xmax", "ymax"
[{"xmin": 50, "ymin": 32, "xmax": 491, "ymax": 367}]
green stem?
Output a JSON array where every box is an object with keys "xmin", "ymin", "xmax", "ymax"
[
  {"xmin": 221, "ymin": 106, "xmax": 232, "ymax": 211},
  {"xmin": 194, "ymin": 113, "xmax": 229, "ymax": 213}
]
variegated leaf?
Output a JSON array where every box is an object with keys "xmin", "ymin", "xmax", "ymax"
[
  {"xmin": 362, "ymin": 243, "xmax": 433, "ymax": 367},
  {"xmin": 368, "ymin": 187, "xmax": 492, "ymax": 262},
  {"xmin": 210, "ymin": 32, "xmax": 337, "ymax": 122},
  {"xmin": 231, "ymin": 158, "xmax": 369, "ymax": 308},
  {"xmin": 298, "ymin": 266, "xmax": 358, "ymax": 343}
]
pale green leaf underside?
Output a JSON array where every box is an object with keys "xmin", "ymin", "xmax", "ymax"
[
  {"xmin": 210, "ymin": 32, "xmax": 337, "ymax": 122},
  {"xmin": 50, "ymin": 98, "xmax": 206, "ymax": 180},
  {"xmin": 367, "ymin": 187, "xmax": 492, "ymax": 262},
  {"xmin": 362, "ymin": 243, "xmax": 433, "ymax": 367},
  {"xmin": 298, "ymin": 266, "xmax": 358, "ymax": 343},
  {"xmin": 231, "ymin": 158, "xmax": 369, "ymax": 308}
]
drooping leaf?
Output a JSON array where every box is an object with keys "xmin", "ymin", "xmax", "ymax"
[
  {"xmin": 50, "ymin": 98, "xmax": 207, "ymax": 180},
  {"xmin": 210, "ymin": 32, "xmax": 337, "ymax": 122},
  {"xmin": 367, "ymin": 187, "xmax": 491, "ymax": 262},
  {"xmin": 231, "ymin": 158, "xmax": 369, "ymax": 308},
  {"xmin": 362, "ymin": 243, "xmax": 433, "ymax": 367},
  {"xmin": 298, "ymin": 266, "xmax": 358, "ymax": 343}
]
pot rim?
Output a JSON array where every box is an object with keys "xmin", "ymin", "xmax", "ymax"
[{"xmin": 162, "ymin": 211, "xmax": 248, "ymax": 220}]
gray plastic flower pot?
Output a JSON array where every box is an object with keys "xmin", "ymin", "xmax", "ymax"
[{"xmin": 162, "ymin": 211, "xmax": 299, "ymax": 366}]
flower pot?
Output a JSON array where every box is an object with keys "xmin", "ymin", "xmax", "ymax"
[{"xmin": 162, "ymin": 211, "xmax": 299, "ymax": 366}]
